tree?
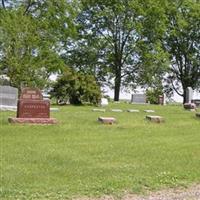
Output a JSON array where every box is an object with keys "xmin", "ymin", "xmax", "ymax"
[
  {"xmin": 63, "ymin": 0, "xmax": 169, "ymax": 101},
  {"xmin": 73, "ymin": 0, "xmax": 142, "ymax": 101},
  {"xmin": 164, "ymin": 0, "xmax": 200, "ymax": 103},
  {"xmin": 51, "ymin": 69, "xmax": 101, "ymax": 105},
  {"xmin": 0, "ymin": 0, "xmax": 76, "ymax": 89}
]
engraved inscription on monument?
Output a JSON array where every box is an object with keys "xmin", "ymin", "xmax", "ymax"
[
  {"xmin": 17, "ymin": 88, "xmax": 49, "ymax": 118},
  {"xmin": 9, "ymin": 87, "xmax": 57, "ymax": 124},
  {"xmin": 17, "ymin": 100, "xmax": 50, "ymax": 118}
]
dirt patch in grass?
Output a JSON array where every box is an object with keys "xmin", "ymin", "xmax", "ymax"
[{"xmin": 74, "ymin": 184, "xmax": 200, "ymax": 200}]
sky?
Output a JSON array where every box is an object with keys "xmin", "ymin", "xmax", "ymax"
[
  {"xmin": 104, "ymin": 87, "xmax": 200, "ymax": 103},
  {"xmin": 50, "ymin": 74, "xmax": 200, "ymax": 103}
]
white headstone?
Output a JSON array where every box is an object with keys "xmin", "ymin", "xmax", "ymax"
[
  {"xmin": 186, "ymin": 87, "xmax": 193, "ymax": 103},
  {"xmin": 100, "ymin": 98, "xmax": 108, "ymax": 106},
  {"xmin": 0, "ymin": 86, "xmax": 18, "ymax": 111}
]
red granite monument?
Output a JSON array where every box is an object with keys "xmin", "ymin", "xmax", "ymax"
[{"xmin": 8, "ymin": 88, "xmax": 57, "ymax": 124}]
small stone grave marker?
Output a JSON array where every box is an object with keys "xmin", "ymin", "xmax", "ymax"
[
  {"xmin": 144, "ymin": 110, "xmax": 155, "ymax": 113},
  {"xmin": 92, "ymin": 108, "xmax": 106, "ymax": 112},
  {"xmin": 50, "ymin": 108, "xmax": 59, "ymax": 112},
  {"xmin": 127, "ymin": 109, "xmax": 139, "ymax": 113},
  {"xmin": 146, "ymin": 115, "xmax": 164, "ymax": 123},
  {"xmin": 98, "ymin": 117, "xmax": 116, "ymax": 124},
  {"xmin": 111, "ymin": 109, "xmax": 123, "ymax": 112}
]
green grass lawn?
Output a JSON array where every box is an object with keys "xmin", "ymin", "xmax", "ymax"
[{"xmin": 0, "ymin": 103, "xmax": 200, "ymax": 199}]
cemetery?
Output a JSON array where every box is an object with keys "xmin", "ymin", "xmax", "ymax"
[
  {"xmin": 0, "ymin": 0, "xmax": 200, "ymax": 199},
  {"xmin": 1, "ymin": 98, "xmax": 200, "ymax": 199}
]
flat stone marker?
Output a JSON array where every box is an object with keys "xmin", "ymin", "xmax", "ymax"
[
  {"xmin": 144, "ymin": 110, "xmax": 155, "ymax": 113},
  {"xmin": 111, "ymin": 109, "xmax": 123, "ymax": 112},
  {"xmin": 98, "ymin": 117, "xmax": 116, "ymax": 124},
  {"xmin": 196, "ymin": 113, "xmax": 200, "ymax": 118},
  {"xmin": 92, "ymin": 108, "xmax": 106, "ymax": 112},
  {"xmin": 127, "ymin": 109, "xmax": 140, "ymax": 112},
  {"xmin": 50, "ymin": 108, "xmax": 59, "ymax": 112},
  {"xmin": 146, "ymin": 115, "xmax": 164, "ymax": 123}
]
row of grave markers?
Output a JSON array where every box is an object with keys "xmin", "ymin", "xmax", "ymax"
[
  {"xmin": 93, "ymin": 108, "xmax": 155, "ymax": 113},
  {"xmin": 1, "ymin": 86, "xmax": 200, "ymax": 125}
]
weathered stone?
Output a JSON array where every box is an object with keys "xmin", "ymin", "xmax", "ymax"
[
  {"xmin": 158, "ymin": 94, "xmax": 166, "ymax": 105},
  {"xmin": 50, "ymin": 108, "xmax": 59, "ymax": 112},
  {"xmin": 186, "ymin": 87, "xmax": 193, "ymax": 103},
  {"xmin": 127, "ymin": 109, "xmax": 140, "ymax": 113},
  {"xmin": 92, "ymin": 108, "xmax": 106, "ymax": 112},
  {"xmin": 146, "ymin": 115, "xmax": 165, "ymax": 123},
  {"xmin": 98, "ymin": 117, "xmax": 116, "ymax": 124},
  {"xmin": 144, "ymin": 110, "xmax": 155, "ymax": 113},
  {"xmin": 100, "ymin": 98, "xmax": 108, "ymax": 106},
  {"xmin": 131, "ymin": 94, "xmax": 147, "ymax": 104},
  {"xmin": 20, "ymin": 88, "xmax": 43, "ymax": 100},
  {"xmin": 111, "ymin": 109, "xmax": 123, "ymax": 112},
  {"xmin": 0, "ymin": 86, "xmax": 18, "ymax": 111}
]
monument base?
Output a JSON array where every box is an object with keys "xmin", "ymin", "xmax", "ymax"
[{"xmin": 8, "ymin": 117, "xmax": 57, "ymax": 124}]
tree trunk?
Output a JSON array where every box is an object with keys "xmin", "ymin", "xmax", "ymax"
[
  {"xmin": 2, "ymin": 0, "xmax": 5, "ymax": 9},
  {"xmin": 183, "ymin": 89, "xmax": 187, "ymax": 104},
  {"xmin": 114, "ymin": 71, "xmax": 121, "ymax": 101}
]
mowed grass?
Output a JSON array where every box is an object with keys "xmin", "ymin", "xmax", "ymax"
[{"xmin": 0, "ymin": 103, "xmax": 200, "ymax": 199}]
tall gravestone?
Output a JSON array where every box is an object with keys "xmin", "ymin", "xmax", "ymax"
[
  {"xmin": 0, "ymin": 86, "xmax": 18, "ymax": 111},
  {"xmin": 158, "ymin": 94, "xmax": 166, "ymax": 105},
  {"xmin": 186, "ymin": 87, "xmax": 193, "ymax": 103},
  {"xmin": 8, "ymin": 88, "xmax": 57, "ymax": 124},
  {"xmin": 131, "ymin": 94, "xmax": 147, "ymax": 104},
  {"xmin": 184, "ymin": 87, "xmax": 196, "ymax": 111}
]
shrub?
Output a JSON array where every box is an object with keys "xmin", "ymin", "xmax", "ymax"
[
  {"xmin": 51, "ymin": 69, "xmax": 101, "ymax": 105},
  {"xmin": 146, "ymin": 88, "xmax": 163, "ymax": 104}
]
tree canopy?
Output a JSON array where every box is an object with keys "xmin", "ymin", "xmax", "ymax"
[
  {"xmin": 0, "ymin": 0, "xmax": 199, "ymax": 103},
  {"xmin": 0, "ymin": 0, "xmax": 76, "ymax": 89}
]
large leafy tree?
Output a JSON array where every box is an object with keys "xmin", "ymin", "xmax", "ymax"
[
  {"xmin": 0, "ymin": 0, "xmax": 76, "ymax": 89},
  {"xmin": 63, "ymin": 0, "xmax": 168, "ymax": 101},
  {"xmin": 164, "ymin": 0, "xmax": 200, "ymax": 103}
]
